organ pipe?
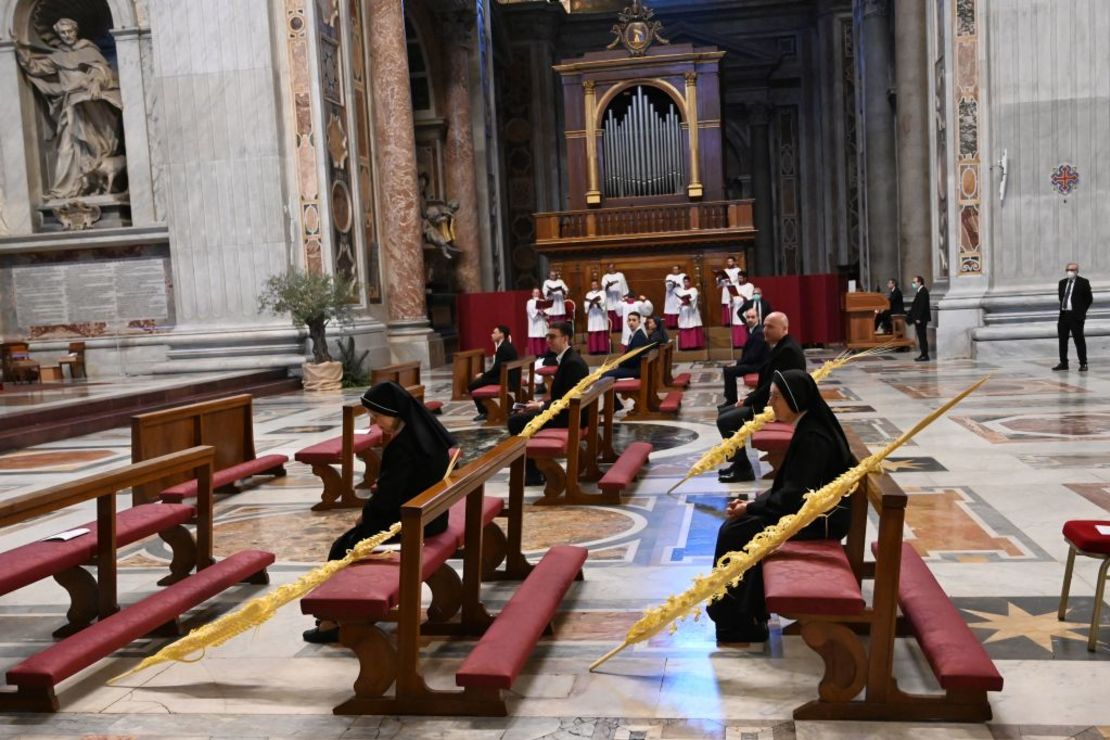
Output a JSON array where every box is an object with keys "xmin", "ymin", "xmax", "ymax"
[{"xmin": 601, "ymin": 85, "xmax": 685, "ymax": 198}]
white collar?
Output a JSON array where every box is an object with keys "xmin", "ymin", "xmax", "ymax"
[{"xmin": 556, "ymin": 347, "xmax": 570, "ymax": 364}]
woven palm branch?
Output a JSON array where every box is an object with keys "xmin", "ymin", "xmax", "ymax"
[{"xmin": 591, "ymin": 374, "xmax": 989, "ymax": 671}]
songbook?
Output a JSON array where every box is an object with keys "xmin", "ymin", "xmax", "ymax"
[
  {"xmin": 680, "ymin": 294, "xmax": 693, "ymax": 306},
  {"xmin": 43, "ymin": 528, "xmax": 90, "ymax": 542},
  {"xmin": 545, "ymin": 288, "xmax": 565, "ymax": 299},
  {"xmin": 726, "ymin": 285, "xmax": 741, "ymax": 298},
  {"xmin": 712, "ymin": 268, "xmax": 731, "ymax": 280},
  {"xmin": 536, "ymin": 298, "xmax": 554, "ymax": 310},
  {"xmin": 587, "ymin": 296, "xmax": 602, "ymax": 308},
  {"xmin": 603, "ymin": 280, "xmax": 618, "ymax": 290},
  {"xmin": 665, "ymin": 279, "xmax": 680, "ymax": 289}
]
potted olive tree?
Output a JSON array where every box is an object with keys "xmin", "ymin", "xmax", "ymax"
[{"xmin": 258, "ymin": 269, "xmax": 356, "ymax": 392}]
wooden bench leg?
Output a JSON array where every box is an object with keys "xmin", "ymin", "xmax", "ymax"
[
  {"xmin": 157, "ymin": 524, "xmax": 199, "ymax": 586},
  {"xmin": 801, "ymin": 621, "xmax": 868, "ymax": 703},
  {"xmin": 480, "ymin": 398, "xmax": 506, "ymax": 426},
  {"xmin": 309, "ymin": 464, "xmax": 361, "ymax": 511},
  {"xmin": 51, "ymin": 566, "xmax": 99, "ymax": 638},
  {"xmin": 425, "ymin": 562, "xmax": 463, "ymax": 624},
  {"xmin": 760, "ymin": 449, "xmax": 786, "ymax": 480},
  {"xmin": 533, "ymin": 458, "xmax": 567, "ymax": 503},
  {"xmin": 334, "ymin": 622, "xmax": 398, "ymax": 707},
  {"xmin": 355, "ymin": 450, "xmax": 380, "ymax": 489},
  {"xmin": 481, "ymin": 521, "xmax": 508, "ymax": 579},
  {"xmin": 0, "ymin": 685, "xmax": 59, "ymax": 713}
]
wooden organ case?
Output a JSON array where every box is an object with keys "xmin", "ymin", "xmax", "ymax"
[{"xmin": 535, "ymin": 2, "xmax": 756, "ymax": 349}]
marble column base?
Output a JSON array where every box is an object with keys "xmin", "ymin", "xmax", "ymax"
[
  {"xmin": 971, "ymin": 319, "xmax": 1110, "ymax": 362},
  {"xmin": 387, "ymin": 319, "xmax": 444, "ymax": 370}
]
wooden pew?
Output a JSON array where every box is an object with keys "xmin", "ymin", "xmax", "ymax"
[
  {"xmin": 529, "ymin": 377, "xmax": 612, "ymax": 505},
  {"xmin": 760, "ymin": 430, "xmax": 1003, "ymax": 722},
  {"xmin": 131, "ymin": 394, "xmax": 288, "ymax": 506},
  {"xmin": 371, "ymin": 360, "xmax": 444, "ymax": 413},
  {"xmin": 470, "ymin": 355, "xmax": 535, "ymax": 426},
  {"xmin": 659, "ymin": 340, "xmax": 691, "ymax": 390},
  {"xmin": 614, "ymin": 348, "xmax": 682, "ymax": 419},
  {"xmin": 295, "ymin": 401, "xmax": 383, "ymax": 510},
  {"xmin": 0, "ymin": 447, "xmax": 273, "ymax": 712},
  {"xmin": 300, "ymin": 437, "xmax": 587, "ymax": 716},
  {"xmin": 452, "ymin": 349, "xmax": 486, "ymax": 400}
]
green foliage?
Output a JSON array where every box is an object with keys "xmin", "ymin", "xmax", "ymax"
[
  {"xmin": 258, "ymin": 269, "xmax": 357, "ymax": 364},
  {"xmin": 336, "ymin": 336, "xmax": 370, "ymax": 388}
]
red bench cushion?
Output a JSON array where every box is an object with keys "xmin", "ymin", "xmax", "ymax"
[
  {"xmin": 879, "ymin": 542, "xmax": 1004, "ymax": 692},
  {"xmin": 752, "ymin": 429, "xmax": 793, "ymax": 452},
  {"xmin": 613, "ymin": 379, "xmax": 640, "ymax": 393},
  {"xmin": 294, "ymin": 428, "xmax": 383, "ymax": 466},
  {"xmin": 599, "ymin": 442, "xmax": 652, "ymax": 492},
  {"xmin": 659, "ymin": 391, "xmax": 682, "ymax": 413},
  {"xmin": 424, "ymin": 400, "xmax": 443, "ymax": 412},
  {"xmin": 7, "ymin": 550, "xmax": 274, "ymax": 689},
  {"xmin": 447, "ymin": 496, "xmax": 504, "ymax": 542},
  {"xmin": 0, "ymin": 503, "xmax": 196, "ymax": 597},
  {"xmin": 743, "ymin": 373, "xmax": 759, "ymax": 388},
  {"xmin": 161, "ymin": 454, "xmax": 288, "ymax": 502},
  {"xmin": 670, "ymin": 372, "xmax": 691, "ymax": 388},
  {"xmin": 764, "ymin": 541, "xmax": 865, "ymax": 616},
  {"xmin": 537, "ymin": 365, "xmax": 557, "ymax": 376},
  {"xmin": 470, "ymin": 385, "xmax": 501, "ymax": 400},
  {"xmin": 527, "ymin": 430, "xmax": 572, "ymax": 458},
  {"xmin": 1063, "ymin": 520, "xmax": 1110, "ymax": 555},
  {"xmin": 456, "ymin": 545, "xmax": 587, "ymax": 689}
]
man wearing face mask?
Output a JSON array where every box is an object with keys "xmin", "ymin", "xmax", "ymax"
[
  {"xmin": 1055, "ymin": 262, "xmax": 1092, "ymax": 372},
  {"xmin": 907, "ymin": 275, "xmax": 931, "ymax": 362}
]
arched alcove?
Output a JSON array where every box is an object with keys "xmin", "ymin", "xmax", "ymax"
[{"xmin": 599, "ymin": 83, "xmax": 688, "ymax": 198}]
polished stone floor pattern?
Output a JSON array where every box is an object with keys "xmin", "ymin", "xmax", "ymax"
[{"xmin": 2, "ymin": 353, "xmax": 1110, "ymax": 738}]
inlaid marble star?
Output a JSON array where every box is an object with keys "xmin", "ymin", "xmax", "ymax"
[
  {"xmin": 881, "ymin": 459, "xmax": 925, "ymax": 472},
  {"xmin": 965, "ymin": 603, "xmax": 1088, "ymax": 652}
]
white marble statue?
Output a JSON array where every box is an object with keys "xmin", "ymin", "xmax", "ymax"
[{"xmin": 17, "ymin": 18, "xmax": 125, "ymax": 200}]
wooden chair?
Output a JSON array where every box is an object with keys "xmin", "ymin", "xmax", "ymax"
[
  {"xmin": 1, "ymin": 342, "xmax": 40, "ymax": 384},
  {"xmin": 470, "ymin": 355, "xmax": 535, "ymax": 426},
  {"xmin": 57, "ymin": 342, "xmax": 87, "ymax": 379},
  {"xmin": 1058, "ymin": 519, "xmax": 1110, "ymax": 651},
  {"xmin": 452, "ymin": 349, "xmax": 487, "ymax": 400},
  {"xmin": 529, "ymin": 377, "xmax": 612, "ymax": 505}
]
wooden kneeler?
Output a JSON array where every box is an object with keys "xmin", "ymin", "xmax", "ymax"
[
  {"xmin": 531, "ymin": 377, "xmax": 619, "ymax": 506},
  {"xmin": 297, "ymin": 402, "xmax": 382, "ymax": 511},
  {"xmin": 473, "ymin": 356, "xmax": 535, "ymax": 426}
]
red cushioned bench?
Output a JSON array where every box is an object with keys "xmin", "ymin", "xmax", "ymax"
[
  {"xmin": 131, "ymin": 394, "xmax": 287, "ymax": 508},
  {"xmin": 613, "ymin": 349, "xmax": 663, "ymax": 419},
  {"xmin": 0, "ymin": 502, "xmax": 196, "ymax": 636},
  {"xmin": 469, "ymin": 356, "xmax": 535, "ymax": 426},
  {"xmin": 659, "ymin": 341, "xmax": 690, "ymax": 390},
  {"xmin": 528, "ymin": 378, "xmax": 612, "ymax": 506},
  {"xmin": 780, "ymin": 429, "xmax": 1002, "ymax": 723},
  {"xmin": 302, "ymin": 436, "xmax": 585, "ymax": 717},
  {"xmin": 752, "ymin": 421, "xmax": 793, "ymax": 480},
  {"xmin": 455, "ymin": 544, "xmax": 587, "ymax": 699},
  {"xmin": 597, "ymin": 441, "xmax": 652, "ymax": 501},
  {"xmin": 765, "ymin": 540, "xmax": 865, "ymax": 617},
  {"xmin": 3, "ymin": 549, "xmax": 274, "ymax": 712},
  {"xmin": 743, "ymin": 372, "xmax": 759, "ymax": 388},
  {"xmin": 878, "ymin": 541, "xmax": 1004, "ymax": 693},
  {"xmin": 658, "ymin": 390, "xmax": 683, "ymax": 414},
  {"xmin": 295, "ymin": 402, "xmax": 384, "ymax": 511}
]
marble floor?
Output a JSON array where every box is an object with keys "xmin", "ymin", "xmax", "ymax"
[{"xmin": 2, "ymin": 352, "xmax": 1110, "ymax": 739}]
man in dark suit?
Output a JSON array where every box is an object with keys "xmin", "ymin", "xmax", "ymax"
[
  {"xmin": 604, "ymin": 312, "xmax": 651, "ymax": 380},
  {"xmin": 716, "ymin": 312, "xmax": 806, "ymax": 482},
  {"xmin": 507, "ymin": 321, "xmax": 589, "ymax": 485},
  {"xmin": 719, "ymin": 308, "xmax": 770, "ymax": 410},
  {"xmin": 907, "ymin": 275, "xmax": 931, "ymax": 361},
  {"xmin": 735, "ymin": 289, "xmax": 773, "ymax": 326},
  {"xmin": 873, "ymin": 279, "xmax": 905, "ymax": 334},
  {"xmin": 1055, "ymin": 262, "xmax": 1093, "ymax": 372},
  {"xmin": 467, "ymin": 324, "xmax": 520, "ymax": 421}
]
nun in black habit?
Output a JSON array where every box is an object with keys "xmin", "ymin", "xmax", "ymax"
[
  {"xmin": 705, "ymin": 369, "xmax": 855, "ymax": 644},
  {"xmin": 304, "ymin": 381, "xmax": 457, "ymax": 643}
]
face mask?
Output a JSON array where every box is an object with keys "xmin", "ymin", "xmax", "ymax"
[
  {"xmin": 1066, "ymin": 270, "xmax": 1077, "ymax": 279},
  {"xmin": 912, "ymin": 282, "xmax": 921, "ymax": 291},
  {"xmin": 753, "ymin": 294, "xmax": 762, "ymax": 301}
]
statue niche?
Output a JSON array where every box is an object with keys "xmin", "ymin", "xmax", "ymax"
[{"xmin": 16, "ymin": 0, "xmax": 126, "ymax": 219}]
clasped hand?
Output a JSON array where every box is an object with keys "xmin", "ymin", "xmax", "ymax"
[{"xmin": 725, "ymin": 498, "xmax": 748, "ymax": 519}]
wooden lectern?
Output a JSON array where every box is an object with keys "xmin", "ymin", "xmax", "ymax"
[{"xmin": 843, "ymin": 292, "xmax": 915, "ymax": 350}]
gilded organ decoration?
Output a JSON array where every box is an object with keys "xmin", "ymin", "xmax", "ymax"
[
  {"xmin": 606, "ymin": 0, "xmax": 669, "ymax": 57},
  {"xmin": 16, "ymin": 16, "xmax": 126, "ymax": 201}
]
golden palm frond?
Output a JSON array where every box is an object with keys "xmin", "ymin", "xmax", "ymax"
[
  {"xmin": 592, "ymin": 374, "xmax": 989, "ymax": 671},
  {"xmin": 112, "ymin": 521, "xmax": 402, "ymax": 682}
]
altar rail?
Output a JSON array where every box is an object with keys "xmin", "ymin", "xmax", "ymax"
[{"xmin": 534, "ymin": 200, "xmax": 755, "ymax": 252}]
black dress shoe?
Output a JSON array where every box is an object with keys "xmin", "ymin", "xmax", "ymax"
[
  {"xmin": 719, "ymin": 467, "xmax": 756, "ymax": 483},
  {"xmin": 914, "ymin": 355, "xmax": 929, "ymax": 362},
  {"xmin": 303, "ymin": 626, "xmax": 340, "ymax": 644},
  {"xmin": 1052, "ymin": 363, "xmax": 1069, "ymax": 371},
  {"xmin": 1079, "ymin": 364, "xmax": 1089, "ymax": 372},
  {"xmin": 471, "ymin": 413, "xmax": 488, "ymax": 422},
  {"xmin": 524, "ymin": 474, "xmax": 546, "ymax": 487},
  {"xmin": 715, "ymin": 620, "xmax": 769, "ymax": 644}
]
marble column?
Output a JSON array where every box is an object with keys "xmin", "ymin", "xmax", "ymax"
[
  {"xmin": 367, "ymin": 0, "xmax": 439, "ymax": 365},
  {"xmin": 750, "ymin": 103, "xmax": 775, "ymax": 275},
  {"xmin": 859, "ymin": 0, "xmax": 899, "ymax": 289},
  {"xmin": 112, "ymin": 28, "xmax": 156, "ymax": 226},
  {"xmin": 440, "ymin": 10, "xmax": 483, "ymax": 294},
  {"xmin": 0, "ymin": 42, "xmax": 33, "ymax": 235},
  {"xmin": 894, "ymin": 0, "xmax": 931, "ymax": 287}
]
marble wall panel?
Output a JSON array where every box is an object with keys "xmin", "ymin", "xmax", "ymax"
[
  {"xmin": 147, "ymin": 0, "xmax": 290, "ymax": 325},
  {"xmin": 986, "ymin": 0, "xmax": 1110, "ymax": 288}
]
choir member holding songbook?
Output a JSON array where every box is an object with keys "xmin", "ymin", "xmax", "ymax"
[
  {"xmin": 601, "ymin": 263, "xmax": 628, "ymax": 328},
  {"xmin": 663, "ymin": 264, "xmax": 687, "ymax": 329},
  {"xmin": 675, "ymin": 276, "xmax": 705, "ymax": 349},
  {"xmin": 542, "ymin": 269, "xmax": 569, "ymax": 318},
  {"xmin": 715, "ymin": 257, "xmax": 745, "ymax": 325},
  {"xmin": 584, "ymin": 280, "xmax": 609, "ymax": 355},
  {"xmin": 526, "ymin": 288, "xmax": 550, "ymax": 356}
]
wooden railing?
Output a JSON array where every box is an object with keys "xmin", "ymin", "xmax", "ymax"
[{"xmin": 535, "ymin": 199, "xmax": 754, "ymax": 252}]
